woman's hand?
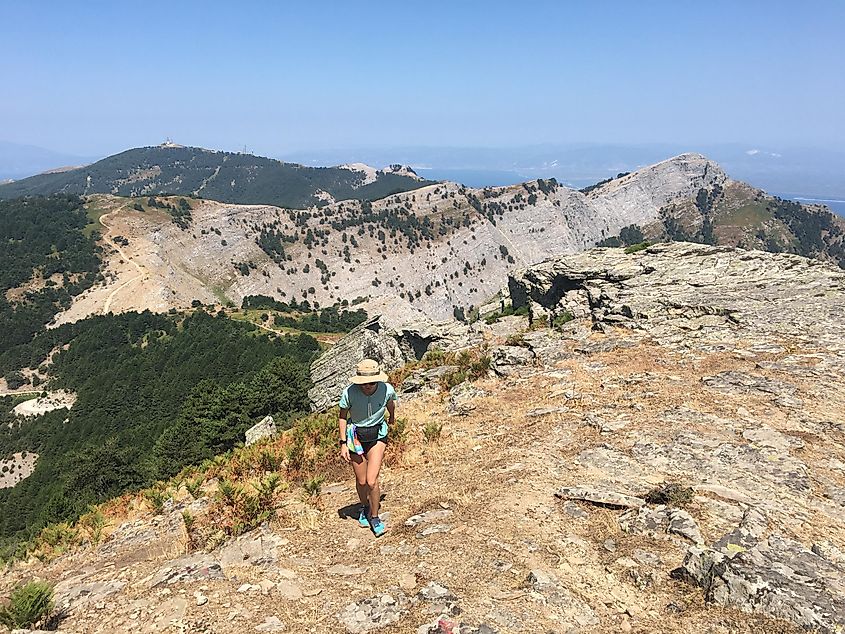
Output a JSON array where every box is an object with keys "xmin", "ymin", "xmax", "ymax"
[{"xmin": 340, "ymin": 444, "xmax": 350, "ymax": 463}]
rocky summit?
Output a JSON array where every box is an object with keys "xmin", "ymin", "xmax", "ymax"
[{"xmin": 2, "ymin": 243, "xmax": 844, "ymax": 633}]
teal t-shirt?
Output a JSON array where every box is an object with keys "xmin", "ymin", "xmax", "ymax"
[{"xmin": 339, "ymin": 382, "xmax": 396, "ymax": 437}]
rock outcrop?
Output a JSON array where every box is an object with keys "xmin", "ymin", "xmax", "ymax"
[
  {"xmin": 509, "ymin": 241, "xmax": 845, "ymax": 350},
  {"xmin": 245, "ymin": 415, "xmax": 277, "ymax": 446},
  {"xmin": 676, "ymin": 522, "xmax": 845, "ymax": 633},
  {"xmin": 308, "ymin": 307, "xmax": 480, "ymax": 411}
]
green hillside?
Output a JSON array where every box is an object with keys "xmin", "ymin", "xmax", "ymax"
[
  {"xmin": 0, "ymin": 309, "xmax": 319, "ymax": 554},
  {"xmin": 0, "ymin": 146, "xmax": 433, "ymax": 209},
  {"xmin": 0, "ymin": 195, "xmax": 102, "ymax": 366}
]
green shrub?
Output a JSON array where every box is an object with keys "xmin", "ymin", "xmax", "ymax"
[
  {"xmin": 505, "ymin": 333, "xmax": 528, "ymax": 347},
  {"xmin": 0, "ymin": 580, "xmax": 54, "ymax": 629},
  {"xmin": 78, "ymin": 507, "xmax": 106, "ymax": 545},
  {"xmin": 423, "ymin": 421, "xmax": 443, "ymax": 442},
  {"xmin": 303, "ymin": 475, "xmax": 325, "ymax": 498},
  {"xmin": 529, "ymin": 314, "xmax": 549, "ymax": 330},
  {"xmin": 624, "ymin": 241, "xmax": 650, "ymax": 254},
  {"xmin": 644, "ymin": 482, "xmax": 694, "ymax": 507},
  {"xmin": 182, "ymin": 510, "xmax": 195, "ymax": 533},
  {"xmin": 258, "ymin": 447, "xmax": 283, "ymax": 472},
  {"xmin": 143, "ymin": 488, "xmax": 166, "ymax": 514},
  {"xmin": 388, "ymin": 417, "xmax": 408, "ymax": 443},
  {"xmin": 185, "ymin": 477, "xmax": 204, "ymax": 500},
  {"xmin": 552, "ymin": 312, "xmax": 574, "ymax": 329}
]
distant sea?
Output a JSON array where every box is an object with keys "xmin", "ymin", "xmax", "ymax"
[{"xmin": 414, "ymin": 171, "xmax": 845, "ymax": 218}]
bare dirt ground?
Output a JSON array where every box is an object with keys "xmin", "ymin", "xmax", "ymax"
[
  {"xmin": 0, "ymin": 452, "xmax": 38, "ymax": 490},
  {"xmin": 53, "ymin": 196, "xmax": 230, "ymax": 325}
]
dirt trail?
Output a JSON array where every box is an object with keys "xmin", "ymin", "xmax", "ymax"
[
  {"xmin": 99, "ymin": 210, "xmax": 146, "ymax": 315},
  {"xmin": 4, "ymin": 326, "xmax": 834, "ymax": 633}
]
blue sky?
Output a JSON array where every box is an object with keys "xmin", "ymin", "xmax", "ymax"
[{"xmin": 1, "ymin": 0, "xmax": 843, "ymax": 156}]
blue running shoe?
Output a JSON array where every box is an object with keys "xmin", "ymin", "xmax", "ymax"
[
  {"xmin": 358, "ymin": 506, "xmax": 370, "ymax": 528},
  {"xmin": 370, "ymin": 516, "xmax": 386, "ymax": 537}
]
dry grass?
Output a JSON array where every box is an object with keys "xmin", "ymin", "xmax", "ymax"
[{"xmin": 6, "ymin": 327, "xmax": 842, "ymax": 633}]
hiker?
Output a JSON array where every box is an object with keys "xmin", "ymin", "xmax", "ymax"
[{"xmin": 338, "ymin": 358, "xmax": 396, "ymax": 537}]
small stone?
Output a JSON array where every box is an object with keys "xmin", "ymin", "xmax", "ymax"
[
  {"xmin": 603, "ymin": 539, "xmax": 617, "ymax": 552},
  {"xmin": 625, "ymin": 605, "xmax": 641, "ymax": 618},
  {"xmin": 632, "ymin": 549, "xmax": 662, "ymax": 567},
  {"xmin": 276, "ymin": 580, "xmax": 303, "ymax": 600},
  {"xmin": 399, "ymin": 572, "xmax": 417, "ymax": 590},
  {"xmin": 419, "ymin": 581, "xmax": 451, "ymax": 601},
  {"xmin": 563, "ymin": 502, "xmax": 588, "ymax": 519},
  {"xmin": 259, "ymin": 579, "xmax": 276, "ymax": 594},
  {"xmin": 404, "ymin": 509, "xmax": 453, "ymax": 527},
  {"xmin": 491, "ymin": 560, "xmax": 513, "ymax": 573},
  {"xmin": 255, "ymin": 615, "xmax": 286, "ymax": 632},
  {"xmin": 196, "ymin": 595, "xmax": 208, "ymax": 606},
  {"xmin": 418, "ymin": 524, "xmax": 452, "ymax": 537}
]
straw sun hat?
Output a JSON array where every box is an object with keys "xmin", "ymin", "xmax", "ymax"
[{"xmin": 349, "ymin": 359, "xmax": 388, "ymax": 384}]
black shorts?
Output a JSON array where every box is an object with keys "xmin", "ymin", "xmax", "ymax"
[{"xmin": 361, "ymin": 437, "xmax": 387, "ymax": 454}]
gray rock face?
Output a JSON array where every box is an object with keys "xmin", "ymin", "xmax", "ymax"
[
  {"xmin": 53, "ymin": 578, "xmax": 126, "ymax": 611},
  {"xmin": 490, "ymin": 345, "xmax": 535, "ymax": 376},
  {"xmin": 448, "ymin": 382, "xmax": 487, "ymax": 416},
  {"xmin": 245, "ymin": 415, "xmax": 277, "ymax": 446},
  {"xmin": 149, "ymin": 552, "xmax": 226, "ymax": 587},
  {"xmin": 400, "ymin": 365, "xmax": 459, "ymax": 396},
  {"xmin": 555, "ymin": 486, "xmax": 646, "ymax": 509},
  {"xmin": 619, "ymin": 505, "xmax": 705, "ymax": 545},
  {"xmin": 678, "ymin": 534, "xmax": 845, "ymax": 633},
  {"xmin": 525, "ymin": 569, "xmax": 598, "ymax": 628},
  {"xmin": 508, "ymin": 242, "xmax": 845, "ymax": 352},
  {"xmin": 702, "ymin": 371, "xmax": 802, "ymax": 408},
  {"xmin": 308, "ymin": 312, "xmax": 479, "ymax": 411}
]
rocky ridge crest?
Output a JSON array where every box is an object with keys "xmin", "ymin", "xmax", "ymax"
[{"xmin": 3, "ymin": 245, "xmax": 844, "ymax": 634}]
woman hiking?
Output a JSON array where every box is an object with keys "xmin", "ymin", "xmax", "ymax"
[{"xmin": 339, "ymin": 358, "xmax": 396, "ymax": 537}]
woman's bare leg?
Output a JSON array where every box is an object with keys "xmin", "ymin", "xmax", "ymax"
[
  {"xmin": 365, "ymin": 442, "xmax": 387, "ymax": 517},
  {"xmin": 350, "ymin": 453, "xmax": 369, "ymax": 508}
]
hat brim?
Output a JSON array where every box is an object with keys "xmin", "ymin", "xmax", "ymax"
[{"xmin": 349, "ymin": 372, "xmax": 388, "ymax": 384}]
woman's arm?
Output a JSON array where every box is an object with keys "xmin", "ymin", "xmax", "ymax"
[
  {"xmin": 386, "ymin": 400, "xmax": 395, "ymax": 426},
  {"xmin": 339, "ymin": 407, "xmax": 350, "ymax": 462}
]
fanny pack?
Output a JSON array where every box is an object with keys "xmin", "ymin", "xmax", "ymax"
[
  {"xmin": 356, "ymin": 424, "xmax": 381, "ymax": 444},
  {"xmin": 346, "ymin": 424, "xmax": 382, "ymax": 454}
]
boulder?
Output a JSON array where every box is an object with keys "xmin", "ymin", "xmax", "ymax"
[
  {"xmin": 555, "ymin": 486, "xmax": 646, "ymax": 509},
  {"xmin": 490, "ymin": 345, "xmax": 535, "ymax": 376},
  {"xmin": 308, "ymin": 313, "xmax": 480, "ymax": 411},
  {"xmin": 619, "ymin": 505, "xmax": 705, "ymax": 544},
  {"xmin": 245, "ymin": 415, "xmax": 276, "ymax": 446}
]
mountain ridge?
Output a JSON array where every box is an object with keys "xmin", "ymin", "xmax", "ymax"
[
  {"xmin": 2, "ymin": 148, "xmax": 842, "ymax": 328},
  {"xmin": 0, "ymin": 145, "xmax": 433, "ymax": 209}
]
